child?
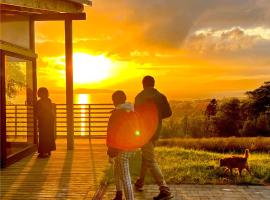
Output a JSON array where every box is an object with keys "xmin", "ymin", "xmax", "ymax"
[
  {"xmin": 36, "ymin": 87, "xmax": 56, "ymax": 158},
  {"xmin": 107, "ymin": 90, "xmax": 135, "ymax": 200}
]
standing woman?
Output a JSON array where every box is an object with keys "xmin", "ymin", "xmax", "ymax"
[{"xmin": 36, "ymin": 87, "xmax": 56, "ymax": 158}]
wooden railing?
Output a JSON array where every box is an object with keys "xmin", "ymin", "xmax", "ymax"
[
  {"xmin": 55, "ymin": 104, "xmax": 114, "ymax": 138},
  {"xmin": 6, "ymin": 105, "xmax": 34, "ymax": 139},
  {"xmin": 5, "ymin": 104, "xmax": 114, "ymax": 138}
]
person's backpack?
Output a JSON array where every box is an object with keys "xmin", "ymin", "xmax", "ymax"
[
  {"xmin": 154, "ymin": 93, "xmax": 172, "ymax": 119},
  {"xmin": 106, "ymin": 101, "xmax": 158, "ymax": 151}
]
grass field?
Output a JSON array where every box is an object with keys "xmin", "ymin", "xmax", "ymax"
[
  {"xmin": 157, "ymin": 137, "xmax": 270, "ymax": 152},
  {"xmin": 104, "ymin": 147, "xmax": 270, "ymax": 185}
]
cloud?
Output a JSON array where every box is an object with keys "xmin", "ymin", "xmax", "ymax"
[
  {"xmin": 197, "ymin": 0, "xmax": 270, "ymax": 28},
  {"xmin": 185, "ymin": 27, "xmax": 270, "ymax": 54},
  {"xmin": 94, "ymin": 0, "xmax": 270, "ymax": 49},
  {"xmin": 136, "ymin": 66, "xmax": 176, "ymax": 71},
  {"xmin": 130, "ymin": 50, "xmax": 150, "ymax": 57},
  {"xmin": 122, "ymin": 0, "xmax": 217, "ymax": 48},
  {"xmin": 74, "ymin": 88, "xmax": 114, "ymax": 94},
  {"xmin": 36, "ymin": 33, "xmax": 65, "ymax": 44},
  {"xmin": 73, "ymin": 35, "xmax": 112, "ymax": 43}
]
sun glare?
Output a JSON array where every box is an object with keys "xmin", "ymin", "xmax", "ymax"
[
  {"xmin": 73, "ymin": 53, "xmax": 112, "ymax": 84},
  {"xmin": 77, "ymin": 94, "xmax": 89, "ymax": 136}
]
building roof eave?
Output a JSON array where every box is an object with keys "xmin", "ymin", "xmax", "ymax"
[
  {"xmin": 0, "ymin": 0, "xmax": 89, "ymax": 13},
  {"xmin": 67, "ymin": 0, "xmax": 92, "ymax": 6}
]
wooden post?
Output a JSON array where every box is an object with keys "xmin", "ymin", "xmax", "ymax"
[
  {"xmin": 65, "ymin": 19, "xmax": 74, "ymax": 150},
  {"xmin": 30, "ymin": 18, "xmax": 38, "ymax": 145},
  {"xmin": 0, "ymin": 50, "xmax": 7, "ymax": 167}
]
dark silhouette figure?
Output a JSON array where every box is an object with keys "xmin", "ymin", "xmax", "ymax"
[
  {"xmin": 36, "ymin": 87, "xmax": 56, "ymax": 158},
  {"xmin": 134, "ymin": 76, "xmax": 173, "ymax": 200}
]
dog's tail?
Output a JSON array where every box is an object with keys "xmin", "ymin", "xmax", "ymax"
[{"xmin": 244, "ymin": 149, "xmax": 249, "ymax": 159}]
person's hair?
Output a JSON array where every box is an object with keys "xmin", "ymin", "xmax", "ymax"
[
  {"xmin": 142, "ymin": 75, "xmax": 155, "ymax": 88},
  {"xmin": 38, "ymin": 87, "xmax": 49, "ymax": 98},
  {"xmin": 112, "ymin": 90, "xmax": 126, "ymax": 106}
]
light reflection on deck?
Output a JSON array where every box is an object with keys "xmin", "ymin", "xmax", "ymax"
[{"xmin": 0, "ymin": 139, "xmax": 108, "ymax": 199}]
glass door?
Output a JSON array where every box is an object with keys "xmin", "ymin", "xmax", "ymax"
[{"xmin": 5, "ymin": 55, "xmax": 35, "ymax": 157}]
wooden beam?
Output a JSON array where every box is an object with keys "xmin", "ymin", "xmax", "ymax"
[
  {"xmin": 0, "ymin": 40, "xmax": 37, "ymax": 59},
  {"xmin": 29, "ymin": 19, "xmax": 35, "ymax": 51},
  {"xmin": 0, "ymin": 0, "xmax": 84, "ymax": 13},
  {"xmin": 68, "ymin": 0, "xmax": 92, "ymax": 6},
  {"xmin": 65, "ymin": 19, "xmax": 74, "ymax": 150},
  {"xmin": 0, "ymin": 3, "xmax": 57, "ymax": 15},
  {"xmin": 31, "ymin": 13, "xmax": 86, "ymax": 21},
  {"xmin": 0, "ymin": 10, "xmax": 35, "ymax": 16}
]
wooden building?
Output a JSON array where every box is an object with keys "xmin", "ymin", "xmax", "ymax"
[{"xmin": 0, "ymin": 0, "xmax": 91, "ymax": 167}]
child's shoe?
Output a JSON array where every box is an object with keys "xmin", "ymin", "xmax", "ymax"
[
  {"xmin": 134, "ymin": 178, "xmax": 144, "ymax": 191},
  {"xmin": 153, "ymin": 190, "xmax": 173, "ymax": 200}
]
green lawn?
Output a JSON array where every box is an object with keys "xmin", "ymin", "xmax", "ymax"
[{"xmin": 104, "ymin": 147, "xmax": 270, "ymax": 185}]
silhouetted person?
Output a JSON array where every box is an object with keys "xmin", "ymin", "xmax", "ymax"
[
  {"xmin": 134, "ymin": 76, "xmax": 173, "ymax": 200},
  {"xmin": 107, "ymin": 90, "xmax": 135, "ymax": 200},
  {"xmin": 36, "ymin": 87, "xmax": 56, "ymax": 158}
]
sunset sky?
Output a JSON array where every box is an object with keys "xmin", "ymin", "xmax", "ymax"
[{"xmin": 35, "ymin": 0, "xmax": 270, "ymax": 101}]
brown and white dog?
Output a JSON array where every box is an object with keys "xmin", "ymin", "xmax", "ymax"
[{"xmin": 220, "ymin": 149, "xmax": 251, "ymax": 176}]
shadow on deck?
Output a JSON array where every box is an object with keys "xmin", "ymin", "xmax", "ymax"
[{"xmin": 0, "ymin": 139, "xmax": 108, "ymax": 200}]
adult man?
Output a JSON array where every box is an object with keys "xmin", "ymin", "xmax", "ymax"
[{"xmin": 134, "ymin": 76, "xmax": 173, "ymax": 200}]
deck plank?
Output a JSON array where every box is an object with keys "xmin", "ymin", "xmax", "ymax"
[{"xmin": 0, "ymin": 139, "xmax": 108, "ymax": 199}]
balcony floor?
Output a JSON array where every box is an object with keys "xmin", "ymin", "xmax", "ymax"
[{"xmin": 0, "ymin": 138, "xmax": 108, "ymax": 199}]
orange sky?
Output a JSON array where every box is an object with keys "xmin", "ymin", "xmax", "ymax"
[{"xmin": 35, "ymin": 1, "xmax": 270, "ymax": 101}]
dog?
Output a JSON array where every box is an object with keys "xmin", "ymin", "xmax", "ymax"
[{"xmin": 220, "ymin": 149, "xmax": 251, "ymax": 176}]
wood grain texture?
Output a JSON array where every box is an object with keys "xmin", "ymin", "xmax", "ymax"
[{"xmin": 0, "ymin": 139, "xmax": 109, "ymax": 199}]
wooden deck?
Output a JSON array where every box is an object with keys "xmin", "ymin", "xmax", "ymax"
[{"xmin": 0, "ymin": 139, "xmax": 108, "ymax": 200}]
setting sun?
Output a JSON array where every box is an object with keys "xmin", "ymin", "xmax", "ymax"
[{"xmin": 73, "ymin": 53, "xmax": 112, "ymax": 84}]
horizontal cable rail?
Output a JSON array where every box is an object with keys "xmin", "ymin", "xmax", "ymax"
[{"xmin": 5, "ymin": 104, "xmax": 114, "ymax": 139}]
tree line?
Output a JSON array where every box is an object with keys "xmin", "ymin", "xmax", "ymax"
[{"xmin": 162, "ymin": 82, "xmax": 270, "ymax": 138}]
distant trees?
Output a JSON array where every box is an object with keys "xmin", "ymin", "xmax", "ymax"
[
  {"xmin": 204, "ymin": 99, "xmax": 217, "ymax": 136},
  {"xmin": 246, "ymin": 82, "xmax": 270, "ymax": 118},
  {"xmin": 205, "ymin": 99, "xmax": 217, "ymax": 118},
  {"xmin": 161, "ymin": 82, "xmax": 270, "ymax": 138},
  {"xmin": 241, "ymin": 82, "xmax": 270, "ymax": 136},
  {"xmin": 213, "ymin": 82, "xmax": 270, "ymax": 137},
  {"xmin": 214, "ymin": 98, "xmax": 242, "ymax": 137}
]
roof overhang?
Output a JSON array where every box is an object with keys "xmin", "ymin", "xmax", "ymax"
[
  {"xmin": 31, "ymin": 13, "xmax": 86, "ymax": 21},
  {"xmin": 67, "ymin": 0, "xmax": 92, "ymax": 6},
  {"xmin": 0, "ymin": 0, "xmax": 91, "ymax": 14}
]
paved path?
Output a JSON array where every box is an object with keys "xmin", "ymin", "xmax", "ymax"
[
  {"xmin": 103, "ymin": 184, "xmax": 270, "ymax": 200},
  {"xmin": 0, "ymin": 139, "xmax": 108, "ymax": 200}
]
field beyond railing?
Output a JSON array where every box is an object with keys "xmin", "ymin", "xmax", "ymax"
[
  {"xmin": 6, "ymin": 104, "xmax": 114, "ymax": 139},
  {"xmin": 157, "ymin": 137, "xmax": 270, "ymax": 152}
]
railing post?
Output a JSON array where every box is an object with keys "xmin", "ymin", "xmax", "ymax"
[
  {"xmin": 53, "ymin": 103, "xmax": 57, "ymax": 140},
  {"xmin": 88, "ymin": 104, "xmax": 91, "ymax": 139},
  {"xmin": 15, "ymin": 105, "xmax": 17, "ymax": 137}
]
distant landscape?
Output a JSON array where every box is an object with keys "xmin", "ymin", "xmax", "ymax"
[
  {"xmin": 101, "ymin": 82, "xmax": 270, "ymax": 186},
  {"xmin": 161, "ymin": 82, "xmax": 270, "ymax": 138}
]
